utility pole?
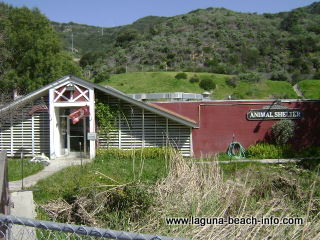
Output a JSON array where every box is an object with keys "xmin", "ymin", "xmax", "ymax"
[
  {"xmin": 101, "ymin": 27, "xmax": 104, "ymax": 36},
  {"xmin": 71, "ymin": 33, "xmax": 74, "ymax": 53}
]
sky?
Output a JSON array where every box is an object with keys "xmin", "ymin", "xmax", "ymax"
[{"xmin": 2, "ymin": 0, "xmax": 317, "ymax": 27}]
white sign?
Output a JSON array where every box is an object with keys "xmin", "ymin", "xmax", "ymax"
[{"xmin": 87, "ymin": 132, "xmax": 97, "ymax": 141}]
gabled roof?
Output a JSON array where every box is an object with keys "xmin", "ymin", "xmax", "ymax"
[{"xmin": 0, "ymin": 75, "xmax": 198, "ymax": 128}]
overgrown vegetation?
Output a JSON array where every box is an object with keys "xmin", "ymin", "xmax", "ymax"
[
  {"xmin": 35, "ymin": 150, "xmax": 319, "ymax": 239},
  {"xmin": 34, "ymin": 148, "xmax": 172, "ymax": 228},
  {"xmin": 8, "ymin": 158, "xmax": 44, "ymax": 181}
]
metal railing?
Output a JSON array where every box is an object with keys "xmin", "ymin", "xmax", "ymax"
[
  {"xmin": 127, "ymin": 92, "xmax": 208, "ymax": 102},
  {"xmin": 0, "ymin": 214, "xmax": 187, "ymax": 240}
]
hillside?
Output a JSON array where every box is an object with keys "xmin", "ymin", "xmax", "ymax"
[
  {"xmin": 52, "ymin": 15, "xmax": 166, "ymax": 54},
  {"xmin": 101, "ymin": 72, "xmax": 298, "ymax": 99},
  {"xmin": 53, "ymin": 2, "xmax": 320, "ymax": 82},
  {"xmin": 298, "ymin": 80, "xmax": 320, "ymax": 98}
]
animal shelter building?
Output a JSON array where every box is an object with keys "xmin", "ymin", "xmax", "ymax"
[{"xmin": 0, "ymin": 75, "xmax": 319, "ymax": 159}]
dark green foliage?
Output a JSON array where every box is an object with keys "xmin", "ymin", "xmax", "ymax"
[
  {"xmin": 291, "ymin": 72, "xmax": 303, "ymax": 84},
  {"xmin": 115, "ymin": 28, "xmax": 140, "ymax": 47},
  {"xmin": 115, "ymin": 66, "xmax": 126, "ymax": 74},
  {"xmin": 80, "ymin": 51, "xmax": 104, "ymax": 67},
  {"xmin": 271, "ymin": 71, "xmax": 289, "ymax": 81},
  {"xmin": 189, "ymin": 75, "xmax": 200, "ymax": 83},
  {"xmin": 313, "ymin": 71, "xmax": 320, "ymax": 79},
  {"xmin": 226, "ymin": 76, "xmax": 238, "ymax": 88},
  {"xmin": 199, "ymin": 77, "xmax": 216, "ymax": 90},
  {"xmin": 175, "ymin": 72, "xmax": 187, "ymax": 79},
  {"xmin": 0, "ymin": 4, "xmax": 81, "ymax": 93},
  {"xmin": 93, "ymin": 72, "xmax": 110, "ymax": 83},
  {"xmin": 271, "ymin": 120, "xmax": 295, "ymax": 145},
  {"xmin": 237, "ymin": 72, "xmax": 262, "ymax": 83}
]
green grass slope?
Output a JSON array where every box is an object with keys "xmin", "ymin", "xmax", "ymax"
[
  {"xmin": 101, "ymin": 72, "xmax": 298, "ymax": 99},
  {"xmin": 298, "ymin": 80, "xmax": 320, "ymax": 99}
]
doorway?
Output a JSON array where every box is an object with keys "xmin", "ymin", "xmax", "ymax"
[{"xmin": 59, "ymin": 108, "xmax": 89, "ymax": 157}]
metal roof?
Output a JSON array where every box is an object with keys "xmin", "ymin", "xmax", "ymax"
[{"xmin": 0, "ymin": 75, "xmax": 198, "ymax": 128}]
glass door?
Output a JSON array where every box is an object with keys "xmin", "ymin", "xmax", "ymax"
[
  {"xmin": 59, "ymin": 107, "xmax": 87, "ymax": 157},
  {"xmin": 69, "ymin": 118, "xmax": 86, "ymax": 155}
]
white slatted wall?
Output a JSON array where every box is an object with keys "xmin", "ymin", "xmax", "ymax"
[
  {"xmin": 97, "ymin": 94, "xmax": 192, "ymax": 156},
  {"xmin": 0, "ymin": 97, "xmax": 50, "ymax": 157}
]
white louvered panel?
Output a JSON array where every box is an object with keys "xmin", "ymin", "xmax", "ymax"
[
  {"xmin": 167, "ymin": 119, "xmax": 191, "ymax": 156},
  {"xmin": 95, "ymin": 91, "xmax": 192, "ymax": 156},
  {"xmin": 33, "ymin": 112, "xmax": 50, "ymax": 155}
]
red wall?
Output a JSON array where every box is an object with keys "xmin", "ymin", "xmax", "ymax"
[{"xmin": 155, "ymin": 100, "xmax": 320, "ymax": 158}]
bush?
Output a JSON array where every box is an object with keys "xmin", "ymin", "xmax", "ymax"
[
  {"xmin": 226, "ymin": 76, "xmax": 238, "ymax": 88},
  {"xmin": 199, "ymin": 77, "xmax": 216, "ymax": 91},
  {"xmin": 189, "ymin": 75, "xmax": 199, "ymax": 83},
  {"xmin": 271, "ymin": 120, "xmax": 295, "ymax": 145},
  {"xmin": 270, "ymin": 71, "xmax": 289, "ymax": 81},
  {"xmin": 238, "ymin": 72, "xmax": 262, "ymax": 83},
  {"xmin": 175, "ymin": 72, "xmax": 188, "ymax": 79},
  {"xmin": 246, "ymin": 143, "xmax": 294, "ymax": 159},
  {"xmin": 296, "ymin": 145, "xmax": 320, "ymax": 158},
  {"xmin": 291, "ymin": 72, "xmax": 303, "ymax": 85},
  {"xmin": 114, "ymin": 66, "xmax": 126, "ymax": 74},
  {"xmin": 313, "ymin": 71, "xmax": 320, "ymax": 79},
  {"xmin": 93, "ymin": 72, "xmax": 110, "ymax": 83}
]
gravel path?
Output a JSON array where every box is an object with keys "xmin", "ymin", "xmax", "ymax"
[{"xmin": 9, "ymin": 158, "xmax": 90, "ymax": 191}]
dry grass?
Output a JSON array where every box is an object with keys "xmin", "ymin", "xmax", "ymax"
[
  {"xmin": 38, "ymin": 150, "xmax": 319, "ymax": 239},
  {"xmin": 135, "ymin": 152, "xmax": 320, "ymax": 240}
]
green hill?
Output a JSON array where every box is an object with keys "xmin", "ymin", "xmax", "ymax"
[
  {"xmin": 101, "ymin": 72, "xmax": 298, "ymax": 99},
  {"xmin": 54, "ymin": 2, "xmax": 320, "ymax": 81},
  {"xmin": 298, "ymin": 80, "xmax": 320, "ymax": 98}
]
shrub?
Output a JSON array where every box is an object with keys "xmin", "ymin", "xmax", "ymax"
[
  {"xmin": 175, "ymin": 72, "xmax": 188, "ymax": 79},
  {"xmin": 271, "ymin": 120, "xmax": 295, "ymax": 145},
  {"xmin": 246, "ymin": 143, "xmax": 294, "ymax": 159},
  {"xmin": 313, "ymin": 71, "xmax": 320, "ymax": 79},
  {"xmin": 199, "ymin": 77, "xmax": 216, "ymax": 91},
  {"xmin": 295, "ymin": 145, "xmax": 320, "ymax": 158},
  {"xmin": 93, "ymin": 72, "xmax": 110, "ymax": 83},
  {"xmin": 189, "ymin": 75, "xmax": 199, "ymax": 83},
  {"xmin": 114, "ymin": 66, "xmax": 126, "ymax": 74},
  {"xmin": 238, "ymin": 71, "xmax": 262, "ymax": 83},
  {"xmin": 291, "ymin": 72, "xmax": 303, "ymax": 85},
  {"xmin": 226, "ymin": 76, "xmax": 238, "ymax": 88},
  {"xmin": 270, "ymin": 71, "xmax": 289, "ymax": 81}
]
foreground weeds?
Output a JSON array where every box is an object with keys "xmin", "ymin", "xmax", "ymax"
[
  {"xmin": 137, "ymin": 153, "xmax": 320, "ymax": 239},
  {"xmin": 37, "ymin": 149, "xmax": 319, "ymax": 239}
]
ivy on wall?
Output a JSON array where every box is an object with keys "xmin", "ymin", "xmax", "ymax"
[{"xmin": 95, "ymin": 101, "xmax": 119, "ymax": 139}]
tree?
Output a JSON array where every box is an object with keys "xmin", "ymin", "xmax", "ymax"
[
  {"xmin": 0, "ymin": 5, "xmax": 81, "ymax": 94},
  {"xmin": 93, "ymin": 72, "xmax": 110, "ymax": 83},
  {"xmin": 116, "ymin": 28, "xmax": 140, "ymax": 47}
]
